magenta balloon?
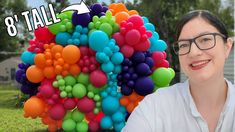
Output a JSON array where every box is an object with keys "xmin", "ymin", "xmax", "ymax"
[
  {"xmin": 134, "ymin": 39, "xmax": 150, "ymax": 51},
  {"xmin": 158, "ymin": 60, "xmax": 169, "ymax": 68},
  {"xmin": 152, "ymin": 51, "xmax": 164, "ymax": 63},
  {"xmin": 49, "ymin": 104, "xmax": 66, "ymax": 120},
  {"xmin": 125, "ymin": 29, "xmax": 141, "ymax": 45},
  {"xmin": 127, "ymin": 15, "xmax": 144, "ymax": 29},
  {"xmin": 112, "ymin": 33, "xmax": 125, "ymax": 46},
  {"xmin": 64, "ymin": 98, "xmax": 77, "ymax": 110},
  {"xmin": 89, "ymin": 70, "xmax": 107, "ymax": 88},
  {"xmin": 77, "ymin": 97, "xmax": 95, "ymax": 113},
  {"xmin": 120, "ymin": 45, "xmax": 134, "ymax": 58},
  {"xmin": 39, "ymin": 83, "xmax": 55, "ymax": 98}
]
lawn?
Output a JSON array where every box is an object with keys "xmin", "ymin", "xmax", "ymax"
[{"xmin": 0, "ymin": 85, "xmax": 48, "ymax": 131}]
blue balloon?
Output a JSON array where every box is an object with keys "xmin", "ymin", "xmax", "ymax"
[
  {"xmin": 100, "ymin": 116, "xmax": 113, "ymax": 129},
  {"xmin": 156, "ymin": 40, "xmax": 167, "ymax": 51},
  {"xmin": 21, "ymin": 51, "xmax": 35, "ymax": 65},
  {"xmin": 111, "ymin": 52, "xmax": 124, "ymax": 65},
  {"xmin": 101, "ymin": 96, "xmax": 119, "ymax": 115},
  {"xmin": 89, "ymin": 31, "xmax": 109, "ymax": 52},
  {"xmin": 101, "ymin": 61, "xmax": 114, "ymax": 73},
  {"xmin": 56, "ymin": 32, "xmax": 71, "ymax": 46},
  {"xmin": 96, "ymin": 52, "xmax": 109, "ymax": 63},
  {"xmin": 114, "ymin": 122, "xmax": 125, "ymax": 132},
  {"xmin": 112, "ymin": 111, "xmax": 124, "ymax": 123},
  {"xmin": 113, "ymin": 65, "xmax": 122, "ymax": 74},
  {"xmin": 145, "ymin": 23, "xmax": 155, "ymax": 31},
  {"xmin": 80, "ymin": 34, "xmax": 88, "ymax": 45},
  {"xmin": 142, "ymin": 16, "xmax": 149, "ymax": 23}
]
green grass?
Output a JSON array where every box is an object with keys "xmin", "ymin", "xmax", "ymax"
[{"xmin": 0, "ymin": 86, "xmax": 48, "ymax": 131}]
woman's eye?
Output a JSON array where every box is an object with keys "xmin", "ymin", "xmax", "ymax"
[{"xmin": 179, "ymin": 44, "xmax": 189, "ymax": 49}]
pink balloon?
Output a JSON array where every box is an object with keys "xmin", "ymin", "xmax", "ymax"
[
  {"xmin": 134, "ymin": 39, "xmax": 150, "ymax": 51},
  {"xmin": 162, "ymin": 51, "xmax": 167, "ymax": 59},
  {"xmin": 64, "ymin": 98, "xmax": 77, "ymax": 110},
  {"xmin": 77, "ymin": 97, "xmax": 95, "ymax": 113},
  {"xmin": 112, "ymin": 33, "xmax": 125, "ymax": 46},
  {"xmin": 89, "ymin": 70, "xmax": 107, "ymax": 87},
  {"xmin": 152, "ymin": 51, "xmax": 164, "ymax": 62},
  {"xmin": 125, "ymin": 29, "xmax": 141, "ymax": 45},
  {"xmin": 120, "ymin": 45, "xmax": 134, "ymax": 58},
  {"xmin": 49, "ymin": 104, "xmax": 66, "ymax": 120},
  {"xmin": 127, "ymin": 15, "xmax": 144, "ymax": 29},
  {"xmin": 158, "ymin": 60, "xmax": 169, "ymax": 68}
]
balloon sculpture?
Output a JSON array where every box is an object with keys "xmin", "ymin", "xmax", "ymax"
[{"xmin": 15, "ymin": 3, "xmax": 175, "ymax": 132}]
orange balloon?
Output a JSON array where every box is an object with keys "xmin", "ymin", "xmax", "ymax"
[
  {"xmin": 115, "ymin": 3, "xmax": 127, "ymax": 13},
  {"xmin": 55, "ymin": 65, "xmax": 63, "ymax": 74},
  {"xmin": 26, "ymin": 65, "xmax": 44, "ymax": 83},
  {"xmin": 69, "ymin": 64, "xmax": 81, "ymax": 76},
  {"xmin": 23, "ymin": 96, "xmax": 45, "ymax": 118},
  {"xmin": 120, "ymin": 96, "xmax": 129, "ymax": 106},
  {"xmin": 62, "ymin": 70, "xmax": 69, "ymax": 76},
  {"xmin": 62, "ymin": 45, "xmax": 81, "ymax": 64},
  {"xmin": 126, "ymin": 103, "xmax": 135, "ymax": 113},
  {"xmin": 43, "ymin": 66, "xmax": 56, "ymax": 79},
  {"xmin": 34, "ymin": 53, "xmax": 46, "ymax": 68},
  {"xmin": 115, "ymin": 12, "xmax": 129, "ymax": 24},
  {"xmin": 128, "ymin": 10, "xmax": 139, "ymax": 16},
  {"xmin": 51, "ymin": 45, "xmax": 63, "ymax": 57}
]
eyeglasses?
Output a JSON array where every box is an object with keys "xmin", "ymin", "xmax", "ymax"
[{"xmin": 173, "ymin": 33, "xmax": 226, "ymax": 56}]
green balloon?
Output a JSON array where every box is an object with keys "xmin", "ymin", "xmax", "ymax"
[
  {"xmin": 99, "ymin": 23, "xmax": 113, "ymax": 36},
  {"xmin": 64, "ymin": 111, "xmax": 72, "ymax": 120},
  {"xmin": 77, "ymin": 73, "xmax": 89, "ymax": 86},
  {"xmin": 168, "ymin": 68, "xmax": 175, "ymax": 79},
  {"xmin": 56, "ymin": 75, "xmax": 63, "ymax": 80},
  {"xmin": 72, "ymin": 109, "xmax": 84, "ymax": 122},
  {"xmin": 58, "ymin": 79, "xmax": 65, "ymax": 86},
  {"xmin": 152, "ymin": 68, "xmax": 172, "ymax": 87},
  {"xmin": 53, "ymin": 81, "xmax": 59, "ymax": 88},
  {"xmin": 60, "ymin": 91, "xmax": 67, "ymax": 98},
  {"xmin": 72, "ymin": 84, "xmax": 87, "ymax": 98},
  {"xmin": 62, "ymin": 119, "xmax": 76, "ymax": 131},
  {"xmin": 87, "ymin": 91, "xmax": 94, "ymax": 98},
  {"xmin": 76, "ymin": 121, "xmax": 88, "ymax": 132},
  {"xmin": 93, "ymin": 95, "xmax": 101, "ymax": 101},
  {"xmin": 65, "ymin": 85, "xmax": 73, "ymax": 92},
  {"xmin": 64, "ymin": 75, "xmax": 76, "ymax": 86},
  {"xmin": 87, "ymin": 84, "xmax": 100, "ymax": 94}
]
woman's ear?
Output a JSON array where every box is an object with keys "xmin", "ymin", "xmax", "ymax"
[{"xmin": 224, "ymin": 37, "xmax": 234, "ymax": 59}]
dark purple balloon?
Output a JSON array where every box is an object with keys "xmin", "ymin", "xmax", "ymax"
[
  {"xmin": 134, "ymin": 77, "xmax": 154, "ymax": 96},
  {"xmin": 72, "ymin": 12, "xmax": 91, "ymax": 27},
  {"xmin": 127, "ymin": 80, "xmax": 135, "ymax": 88},
  {"xmin": 102, "ymin": 6, "xmax": 108, "ymax": 12},
  {"xmin": 123, "ymin": 73, "xmax": 130, "ymax": 80},
  {"xmin": 131, "ymin": 73, "xmax": 138, "ymax": 80},
  {"xmin": 122, "ymin": 66, "xmax": 129, "ymax": 72},
  {"xmin": 121, "ymin": 85, "xmax": 133, "ymax": 96},
  {"xmin": 132, "ymin": 52, "xmax": 145, "ymax": 63},
  {"xmin": 145, "ymin": 57, "xmax": 154, "ymax": 68},
  {"xmin": 135, "ymin": 63, "xmax": 151, "ymax": 76},
  {"xmin": 91, "ymin": 3, "xmax": 103, "ymax": 15}
]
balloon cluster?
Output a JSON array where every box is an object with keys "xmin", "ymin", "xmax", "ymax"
[{"xmin": 16, "ymin": 2, "xmax": 175, "ymax": 132}]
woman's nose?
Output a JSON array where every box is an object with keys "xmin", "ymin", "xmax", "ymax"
[{"xmin": 188, "ymin": 42, "xmax": 203, "ymax": 57}]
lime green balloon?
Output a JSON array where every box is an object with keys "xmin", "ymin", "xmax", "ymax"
[
  {"xmin": 76, "ymin": 121, "xmax": 88, "ymax": 132},
  {"xmin": 152, "ymin": 68, "xmax": 172, "ymax": 87},
  {"xmin": 77, "ymin": 73, "xmax": 89, "ymax": 86},
  {"xmin": 93, "ymin": 95, "xmax": 100, "ymax": 101},
  {"xmin": 87, "ymin": 84, "xmax": 100, "ymax": 94},
  {"xmin": 99, "ymin": 23, "xmax": 113, "ymax": 36},
  {"xmin": 100, "ymin": 16, "xmax": 108, "ymax": 23},
  {"xmin": 60, "ymin": 91, "xmax": 67, "ymax": 98},
  {"xmin": 72, "ymin": 84, "xmax": 87, "ymax": 98},
  {"xmin": 93, "ymin": 108, "xmax": 99, "ymax": 114},
  {"xmin": 87, "ymin": 91, "xmax": 94, "ymax": 98},
  {"xmin": 105, "ymin": 10, "xmax": 112, "ymax": 19},
  {"xmin": 56, "ymin": 75, "xmax": 63, "ymax": 80},
  {"xmin": 53, "ymin": 81, "xmax": 58, "ymax": 87},
  {"xmin": 72, "ymin": 109, "xmax": 84, "ymax": 122},
  {"xmin": 62, "ymin": 119, "xmax": 76, "ymax": 131},
  {"xmin": 58, "ymin": 79, "xmax": 65, "ymax": 86},
  {"xmin": 65, "ymin": 85, "xmax": 72, "ymax": 92},
  {"xmin": 92, "ymin": 16, "xmax": 99, "ymax": 23},
  {"xmin": 64, "ymin": 75, "xmax": 76, "ymax": 86},
  {"xmin": 59, "ymin": 86, "xmax": 65, "ymax": 91},
  {"xmin": 113, "ymin": 24, "xmax": 120, "ymax": 33},
  {"xmin": 168, "ymin": 68, "xmax": 175, "ymax": 79},
  {"xmin": 88, "ymin": 22, "xmax": 95, "ymax": 29}
]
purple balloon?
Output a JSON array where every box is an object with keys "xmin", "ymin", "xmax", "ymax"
[
  {"xmin": 127, "ymin": 80, "xmax": 135, "ymax": 88},
  {"xmin": 134, "ymin": 77, "xmax": 154, "ymax": 96},
  {"xmin": 121, "ymin": 85, "xmax": 133, "ymax": 96},
  {"xmin": 102, "ymin": 6, "xmax": 108, "ymax": 12},
  {"xmin": 72, "ymin": 12, "xmax": 91, "ymax": 27},
  {"xmin": 145, "ymin": 57, "xmax": 154, "ymax": 68},
  {"xmin": 91, "ymin": 3, "xmax": 103, "ymax": 15},
  {"xmin": 132, "ymin": 52, "xmax": 145, "ymax": 64},
  {"xmin": 135, "ymin": 63, "xmax": 151, "ymax": 76}
]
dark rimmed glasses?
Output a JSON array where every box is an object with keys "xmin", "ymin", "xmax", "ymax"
[{"xmin": 173, "ymin": 33, "xmax": 226, "ymax": 56}]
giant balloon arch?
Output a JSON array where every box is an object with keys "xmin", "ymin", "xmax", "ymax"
[{"xmin": 16, "ymin": 2, "xmax": 175, "ymax": 132}]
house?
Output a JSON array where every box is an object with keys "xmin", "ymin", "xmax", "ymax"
[{"xmin": 0, "ymin": 56, "xmax": 21, "ymax": 84}]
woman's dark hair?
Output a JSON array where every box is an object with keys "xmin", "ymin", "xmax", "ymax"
[{"xmin": 175, "ymin": 10, "xmax": 228, "ymax": 41}]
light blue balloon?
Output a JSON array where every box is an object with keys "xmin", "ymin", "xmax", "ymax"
[
  {"xmin": 96, "ymin": 52, "xmax": 109, "ymax": 63},
  {"xmin": 114, "ymin": 122, "xmax": 125, "ymax": 132},
  {"xmin": 80, "ymin": 34, "xmax": 88, "ymax": 45},
  {"xmin": 101, "ymin": 96, "xmax": 119, "ymax": 115},
  {"xmin": 89, "ymin": 31, "xmax": 109, "ymax": 52},
  {"xmin": 100, "ymin": 116, "xmax": 113, "ymax": 129},
  {"xmin": 111, "ymin": 52, "xmax": 124, "ymax": 65},
  {"xmin": 112, "ymin": 111, "xmax": 124, "ymax": 123},
  {"xmin": 145, "ymin": 23, "xmax": 155, "ymax": 31},
  {"xmin": 75, "ymin": 25, "xmax": 82, "ymax": 32},
  {"xmin": 113, "ymin": 65, "xmax": 122, "ymax": 74},
  {"xmin": 21, "ymin": 51, "xmax": 35, "ymax": 65},
  {"xmin": 103, "ymin": 47, "xmax": 113, "ymax": 57},
  {"xmin": 56, "ymin": 32, "xmax": 71, "ymax": 46},
  {"xmin": 72, "ymin": 32, "xmax": 80, "ymax": 39},
  {"xmin": 153, "ymin": 32, "xmax": 159, "ymax": 40},
  {"xmin": 142, "ymin": 16, "xmax": 149, "ymax": 23},
  {"xmin": 156, "ymin": 40, "xmax": 167, "ymax": 51},
  {"xmin": 101, "ymin": 61, "xmax": 114, "ymax": 73}
]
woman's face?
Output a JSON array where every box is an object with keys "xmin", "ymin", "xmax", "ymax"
[{"xmin": 178, "ymin": 17, "xmax": 233, "ymax": 82}]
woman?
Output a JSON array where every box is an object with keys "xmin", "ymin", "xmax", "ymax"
[{"xmin": 122, "ymin": 10, "xmax": 234, "ymax": 132}]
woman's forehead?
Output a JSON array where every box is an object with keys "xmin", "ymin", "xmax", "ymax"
[{"xmin": 178, "ymin": 17, "xmax": 219, "ymax": 40}]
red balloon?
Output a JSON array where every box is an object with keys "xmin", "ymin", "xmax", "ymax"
[
  {"xmin": 34, "ymin": 26, "xmax": 54, "ymax": 43},
  {"xmin": 64, "ymin": 98, "xmax": 77, "ymax": 110},
  {"xmin": 77, "ymin": 97, "xmax": 95, "ymax": 113},
  {"xmin": 86, "ymin": 112, "xmax": 96, "ymax": 121},
  {"xmin": 49, "ymin": 104, "xmax": 66, "ymax": 120},
  {"xmin": 127, "ymin": 15, "xmax": 144, "ymax": 29},
  {"xmin": 89, "ymin": 70, "xmax": 107, "ymax": 88},
  {"xmin": 89, "ymin": 121, "xmax": 100, "ymax": 132},
  {"xmin": 125, "ymin": 29, "xmax": 141, "ymax": 45},
  {"xmin": 112, "ymin": 33, "xmax": 125, "ymax": 46},
  {"xmin": 157, "ymin": 60, "xmax": 169, "ymax": 68},
  {"xmin": 134, "ymin": 39, "xmax": 150, "ymax": 51},
  {"xmin": 120, "ymin": 45, "xmax": 134, "ymax": 58},
  {"xmin": 152, "ymin": 51, "xmax": 164, "ymax": 62}
]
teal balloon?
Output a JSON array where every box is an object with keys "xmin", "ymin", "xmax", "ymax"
[
  {"xmin": 89, "ymin": 31, "xmax": 109, "ymax": 52},
  {"xmin": 152, "ymin": 68, "xmax": 172, "ymax": 87},
  {"xmin": 100, "ymin": 116, "xmax": 113, "ymax": 129},
  {"xmin": 72, "ymin": 109, "xmax": 84, "ymax": 122},
  {"xmin": 142, "ymin": 16, "xmax": 149, "ymax": 23},
  {"xmin": 77, "ymin": 73, "xmax": 89, "ymax": 86},
  {"xmin": 80, "ymin": 34, "xmax": 88, "ymax": 45},
  {"xmin": 112, "ymin": 111, "xmax": 124, "ymax": 123},
  {"xmin": 76, "ymin": 121, "xmax": 88, "ymax": 132},
  {"xmin": 21, "ymin": 51, "xmax": 35, "ymax": 65},
  {"xmin": 156, "ymin": 40, "xmax": 167, "ymax": 51},
  {"xmin": 102, "ymin": 96, "xmax": 119, "ymax": 115},
  {"xmin": 113, "ymin": 65, "xmax": 122, "ymax": 74},
  {"xmin": 101, "ymin": 61, "xmax": 114, "ymax": 73},
  {"xmin": 56, "ymin": 32, "xmax": 71, "ymax": 46},
  {"xmin": 145, "ymin": 23, "xmax": 155, "ymax": 31},
  {"xmin": 111, "ymin": 52, "xmax": 124, "ymax": 65},
  {"xmin": 96, "ymin": 52, "xmax": 109, "ymax": 63},
  {"xmin": 114, "ymin": 122, "xmax": 125, "ymax": 132},
  {"xmin": 72, "ymin": 84, "xmax": 87, "ymax": 98},
  {"xmin": 62, "ymin": 119, "xmax": 76, "ymax": 131},
  {"xmin": 64, "ymin": 75, "xmax": 76, "ymax": 86}
]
